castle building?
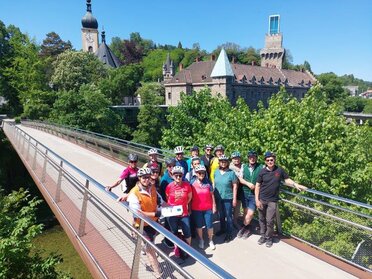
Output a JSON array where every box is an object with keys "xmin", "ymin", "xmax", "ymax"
[{"xmin": 163, "ymin": 15, "xmax": 316, "ymax": 108}]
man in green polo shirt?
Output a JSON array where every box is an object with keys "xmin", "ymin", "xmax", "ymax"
[{"xmin": 237, "ymin": 150, "xmax": 263, "ymax": 239}]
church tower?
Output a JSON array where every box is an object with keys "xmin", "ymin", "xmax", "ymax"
[
  {"xmin": 81, "ymin": 0, "xmax": 99, "ymax": 53},
  {"xmin": 162, "ymin": 53, "xmax": 175, "ymax": 83},
  {"xmin": 260, "ymin": 15, "xmax": 285, "ymax": 69}
]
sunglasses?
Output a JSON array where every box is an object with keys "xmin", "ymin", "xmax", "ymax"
[
  {"xmin": 152, "ymin": 172, "xmax": 159, "ymax": 174},
  {"xmin": 141, "ymin": 176, "xmax": 151, "ymax": 180},
  {"xmin": 130, "ymin": 161, "xmax": 137, "ymax": 163},
  {"xmin": 265, "ymin": 159, "xmax": 275, "ymax": 162},
  {"xmin": 196, "ymin": 172, "xmax": 205, "ymax": 175},
  {"xmin": 174, "ymin": 174, "xmax": 183, "ymax": 178}
]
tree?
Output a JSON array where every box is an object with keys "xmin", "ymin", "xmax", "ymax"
[
  {"xmin": 21, "ymin": 89, "xmax": 56, "ymax": 120},
  {"xmin": 99, "ymin": 64, "xmax": 143, "ymax": 104},
  {"xmin": 317, "ymin": 72, "xmax": 349, "ymax": 103},
  {"xmin": 177, "ymin": 41, "xmax": 183, "ymax": 49},
  {"xmin": 40, "ymin": 32, "xmax": 72, "ymax": 58},
  {"xmin": 50, "ymin": 84, "xmax": 130, "ymax": 138},
  {"xmin": 343, "ymin": 96, "xmax": 366, "ymax": 112},
  {"xmin": 132, "ymin": 83, "xmax": 165, "ymax": 146},
  {"xmin": 109, "ymin": 36, "xmax": 125, "ymax": 62},
  {"xmin": 119, "ymin": 40, "xmax": 144, "ymax": 65},
  {"xmin": 50, "ymin": 50, "xmax": 108, "ymax": 91},
  {"xmin": 0, "ymin": 23, "xmax": 47, "ymax": 116},
  {"xmin": 242, "ymin": 47, "xmax": 261, "ymax": 65},
  {"xmin": 160, "ymin": 87, "xmax": 230, "ymax": 149},
  {"xmin": 0, "ymin": 188, "xmax": 65, "ymax": 278}
]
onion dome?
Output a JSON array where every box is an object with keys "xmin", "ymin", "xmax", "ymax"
[{"xmin": 81, "ymin": 0, "xmax": 98, "ymax": 29}]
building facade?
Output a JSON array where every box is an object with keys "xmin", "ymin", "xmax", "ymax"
[{"xmin": 163, "ymin": 15, "xmax": 316, "ymax": 109}]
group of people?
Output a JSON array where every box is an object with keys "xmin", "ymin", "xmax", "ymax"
[{"xmin": 106, "ymin": 145, "xmax": 307, "ymax": 276}]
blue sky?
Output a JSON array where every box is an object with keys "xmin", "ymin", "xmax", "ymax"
[{"xmin": 1, "ymin": 0, "xmax": 371, "ymax": 82}]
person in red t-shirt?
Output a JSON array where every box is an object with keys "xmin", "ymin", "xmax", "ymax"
[
  {"xmin": 191, "ymin": 165, "xmax": 216, "ymax": 250},
  {"xmin": 165, "ymin": 165, "xmax": 192, "ymax": 259}
]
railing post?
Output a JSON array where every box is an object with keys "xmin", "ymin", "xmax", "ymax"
[
  {"xmin": 130, "ymin": 219, "xmax": 143, "ymax": 279},
  {"xmin": 21, "ymin": 132, "xmax": 26, "ymax": 154},
  {"xmin": 276, "ymin": 202, "xmax": 282, "ymax": 235},
  {"xmin": 32, "ymin": 142, "xmax": 38, "ymax": 170},
  {"xmin": 26, "ymin": 136, "xmax": 31, "ymax": 161},
  {"xmin": 78, "ymin": 179, "xmax": 90, "ymax": 237},
  {"xmin": 109, "ymin": 144, "xmax": 114, "ymax": 157},
  {"xmin": 55, "ymin": 161, "xmax": 64, "ymax": 202},
  {"xmin": 41, "ymin": 149, "xmax": 48, "ymax": 182}
]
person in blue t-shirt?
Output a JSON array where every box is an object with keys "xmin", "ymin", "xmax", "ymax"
[{"xmin": 174, "ymin": 146, "xmax": 188, "ymax": 178}]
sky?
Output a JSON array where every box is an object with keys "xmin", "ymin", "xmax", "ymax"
[{"xmin": 0, "ymin": 0, "xmax": 371, "ymax": 82}]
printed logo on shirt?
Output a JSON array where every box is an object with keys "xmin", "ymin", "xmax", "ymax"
[
  {"xmin": 274, "ymin": 171, "xmax": 280, "ymax": 178},
  {"xmin": 174, "ymin": 189, "xmax": 184, "ymax": 201}
]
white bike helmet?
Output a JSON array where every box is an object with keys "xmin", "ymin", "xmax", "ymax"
[
  {"xmin": 174, "ymin": 146, "xmax": 184, "ymax": 154},
  {"xmin": 148, "ymin": 148, "xmax": 158, "ymax": 155},
  {"xmin": 172, "ymin": 165, "xmax": 184, "ymax": 174},
  {"xmin": 137, "ymin": 167, "xmax": 152, "ymax": 177}
]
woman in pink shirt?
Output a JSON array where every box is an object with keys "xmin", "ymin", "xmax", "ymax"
[{"xmin": 191, "ymin": 165, "xmax": 216, "ymax": 250}]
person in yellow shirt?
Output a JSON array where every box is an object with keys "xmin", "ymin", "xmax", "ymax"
[{"xmin": 209, "ymin": 145, "xmax": 225, "ymax": 184}]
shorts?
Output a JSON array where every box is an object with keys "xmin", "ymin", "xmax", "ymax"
[
  {"xmin": 192, "ymin": 210, "xmax": 213, "ymax": 229},
  {"xmin": 241, "ymin": 192, "xmax": 256, "ymax": 211},
  {"xmin": 143, "ymin": 225, "xmax": 157, "ymax": 242},
  {"xmin": 167, "ymin": 216, "xmax": 191, "ymax": 239}
]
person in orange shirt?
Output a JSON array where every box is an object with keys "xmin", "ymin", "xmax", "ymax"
[{"xmin": 127, "ymin": 167, "xmax": 164, "ymax": 278}]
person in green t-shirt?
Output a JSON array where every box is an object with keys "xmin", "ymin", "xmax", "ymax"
[{"xmin": 237, "ymin": 150, "xmax": 263, "ymax": 239}]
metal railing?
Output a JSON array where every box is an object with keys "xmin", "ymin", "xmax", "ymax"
[
  {"xmin": 18, "ymin": 120, "xmax": 372, "ymax": 272},
  {"xmin": 3, "ymin": 120, "xmax": 234, "ymax": 279}
]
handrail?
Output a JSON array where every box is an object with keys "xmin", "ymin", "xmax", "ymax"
[
  {"xmin": 24, "ymin": 120, "xmax": 372, "ymax": 211},
  {"xmin": 8, "ymin": 121, "xmax": 235, "ymax": 279}
]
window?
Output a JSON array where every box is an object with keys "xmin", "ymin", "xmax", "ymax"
[
  {"xmin": 269, "ymin": 15, "xmax": 280, "ymax": 35},
  {"xmin": 168, "ymin": 92, "xmax": 171, "ymax": 99},
  {"xmin": 88, "ymin": 46, "xmax": 93, "ymax": 53}
]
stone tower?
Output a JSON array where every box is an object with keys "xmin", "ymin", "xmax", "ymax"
[
  {"xmin": 162, "ymin": 53, "xmax": 175, "ymax": 83},
  {"xmin": 260, "ymin": 15, "xmax": 285, "ymax": 69},
  {"xmin": 81, "ymin": 0, "xmax": 99, "ymax": 53}
]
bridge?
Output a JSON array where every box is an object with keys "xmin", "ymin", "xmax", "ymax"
[{"xmin": 2, "ymin": 120, "xmax": 371, "ymax": 279}]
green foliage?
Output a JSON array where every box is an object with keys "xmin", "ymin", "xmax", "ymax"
[
  {"xmin": 363, "ymin": 99, "xmax": 372, "ymax": 113},
  {"xmin": 0, "ymin": 189, "xmax": 65, "ymax": 278},
  {"xmin": 50, "ymin": 50, "xmax": 108, "ymax": 92},
  {"xmin": 141, "ymin": 49, "xmax": 168, "ymax": 82},
  {"xmin": 161, "ymin": 86, "xmax": 371, "ymax": 203},
  {"xmin": 132, "ymin": 83, "xmax": 165, "ymax": 146},
  {"xmin": 343, "ymin": 96, "xmax": 367, "ymax": 112},
  {"xmin": 317, "ymin": 72, "xmax": 349, "ymax": 103},
  {"xmin": 21, "ymin": 90, "xmax": 56, "ymax": 120},
  {"xmin": 50, "ymin": 84, "xmax": 130, "ymax": 138},
  {"xmin": 160, "ymin": 87, "xmax": 230, "ymax": 149},
  {"xmin": 0, "ymin": 23, "xmax": 47, "ymax": 116},
  {"xmin": 40, "ymin": 32, "xmax": 72, "ymax": 58},
  {"xmin": 98, "ymin": 64, "xmax": 143, "ymax": 104}
]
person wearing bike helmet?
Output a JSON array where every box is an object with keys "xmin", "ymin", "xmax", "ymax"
[
  {"xmin": 166, "ymin": 165, "xmax": 192, "ymax": 259},
  {"xmin": 127, "ymin": 167, "xmax": 164, "ymax": 278},
  {"xmin": 229, "ymin": 151, "xmax": 244, "ymax": 230},
  {"xmin": 237, "ymin": 150, "xmax": 263, "ymax": 239},
  {"xmin": 174, "ymin": 146, "xmax": 188, "ymax": 177},
  {"xmin": 213, "ymin": 155, "xmax": 238, "ymax": 243},
  {"xmin": 191, "ymin": 165, "xmax": 216, "ymax": 250},
  {"xmin": 255, "ymin": 151, "xmax": 307, "ymax": 248},
  {"xmin": 201, "ymin": 144, "xmax": 214, "ymax": 174},
  {"xmin": 185, "ymin": 156, "xmax": 201, "ymax": 183},
  {"xmin": 144, "ymin": 148, "xmax": 163, "ymax": 176},
  {"xmin": 106, "ymin": 153, "xmax": 139, "ymax": 196},
  {"xmin": 186, "ymin": 146, "xmax": 202, "ymax": 172},
  {"xmin": 209, "ymin": 145, "xmax": 225, "ymax": 184}
]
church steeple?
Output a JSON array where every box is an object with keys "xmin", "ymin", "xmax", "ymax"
[
  {"xmin": 81, "ymin": 0, "xmax": 99, "ymax": 53},
  {"xmin": 163, "ymin": 53, "xmax": 175, "ymax": 82}
]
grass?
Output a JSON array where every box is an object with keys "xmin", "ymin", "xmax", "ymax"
[{"xmin": 33, "ymin": 225, "xmax": 92, "ymax": 279}]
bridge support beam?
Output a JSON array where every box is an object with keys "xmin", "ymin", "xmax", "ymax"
[{"xmin": 78, "ymin": 179, "xmax": 90, "ymax": 237}]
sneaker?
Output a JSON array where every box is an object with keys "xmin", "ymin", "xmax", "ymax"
[
  {"xmin": 266, "ymin": 238, "xmax": 273, "ymax": 248},
  {"xmin": 198, "ymin": 239, "xmax": 204, "ymax": 249},
  {"xmin": 174, "ymin": 246, "xmax": 180, "ymax": 258},
  {"xmin": 242, "ymin": 229, "xmax": 252, "ymax": 239},
  {"xmin": 209, "ymin": 240, "xmax": 216, "ymax": 250},
  {"xmin": 224, "ymin": 234, "xmax": 233, "ymax": 243},
  {"xmin": 237, "ymin": 227, "xmax": 246, "ymax": 238},
  {"xmin": 162, "ymin": 238, "xmax": 174, "ymax": 249},
  {"xmin": 180, "ymin": 250, "xmax": 189, "ymax": 260},
  {"xmin": 215, "ymin": 230, "xmax": 226, "ymax": 236},
  {"xmin": 258, "ymin": 236, "xmax": 266, "ymax": 245}
]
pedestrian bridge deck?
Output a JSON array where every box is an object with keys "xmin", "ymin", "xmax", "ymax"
[{"xmin": 5, "ymin": 123, "xmax": 366, "ymax": 278}]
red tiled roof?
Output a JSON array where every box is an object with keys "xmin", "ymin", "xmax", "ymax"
[{"xmin": 167, "ymin": 61, "xmax": 316, "ymax": 87}]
